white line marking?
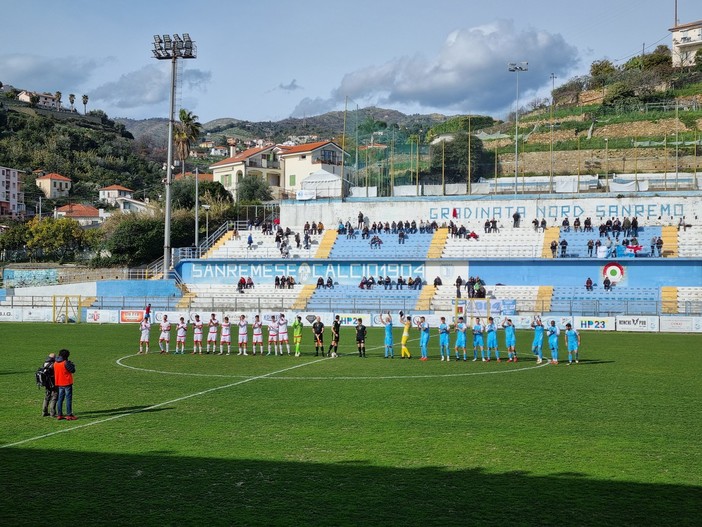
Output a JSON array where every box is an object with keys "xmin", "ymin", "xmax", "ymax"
[{"xmin": 1, "ymin": 357, "xmax": 328, "ymax": 449}]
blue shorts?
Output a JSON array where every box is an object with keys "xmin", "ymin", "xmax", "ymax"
[
  {"xmin": 549, "ymin": 337, "xmax": 559, "ymax": 351},
  {"xmin": 455, "ymin": 336, "xmax": 466, "ymax": 348},
  {"xmin": 505, "ymin": 336, "xmax": 516, "ymax": 348},
  {"xmin": 473, "ymin": 335, "xmax": 484, "ymax": 347},
  {"xmin": 568, "ymin": 343, "xmax": 578, "ymax": 352},
  {"xmin": 487, "ymin": 334, "xmax": 498, "ymax": 348},
  {"xmin": 385, "ymin": 337, "xmax": 393, "ymax": 346},
  {"xmin": 439, "ymin": 335, "xmax": 449, "ymax": 347},
  {"xmin": 532, "ymin": 337, "xmax": 543, "ymax": 349}
]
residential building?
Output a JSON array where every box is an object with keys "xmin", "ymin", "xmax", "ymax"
[
  {"xmin": 210, "ymin": 145, "xmax": 284, "ymax": 199},
  {"xmin": 0, "ymin": 166, "xmax": 26, "ymax": 218},
  {"xmin": 278, "ymin": 141, "xmax": 347, "ymax": 192},
  {"xmin": 36, "ymin": 173, "xmax": 72, "ymax": 199},
  {"xmin": 115, "ymin": 197, "xmax": 158, "ymax": 216},
  {"xmin": 17, "ymin": 91, "xmax": 59, "ymax": 109},
  {"xmin": 99, "ymin": 184, "xmax": 134, "ymax": 206},
  {"xmin": 55, "ymin": 203, "xmax": 104, "ymax": 226},
  {"xmin": 670, "ymin": 19, "xmax": 702, "ymax": 67}
]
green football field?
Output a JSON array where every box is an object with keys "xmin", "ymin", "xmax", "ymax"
[{"xmin": 0, "ymin": 323, "xmax": 700, "ymax": 526}]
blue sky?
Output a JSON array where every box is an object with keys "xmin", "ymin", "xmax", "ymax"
[{"xmin": 0, "ymin": 0, "xmax": 696, "ymax": 124}]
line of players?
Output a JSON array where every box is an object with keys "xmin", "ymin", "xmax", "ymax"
[
  {"xmin": 138, "ymin": 313, "xmax": 308, "ymax": 357},
  {"xmin": 137, "ymin": 311, "xmax": 581, "ymax": 365},
  {"xmin": 382, "ymin": 313, "xmax": 581, "ymax": 365}
]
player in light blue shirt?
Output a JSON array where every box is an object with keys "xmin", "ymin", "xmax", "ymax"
[
  {"xmin": 502, "ymin": 318, "xmax": 517, "ymax": 362},
  {"xmin": 454, "ymin": 317, "xmax": 467, "ymax": 361},
  {"xmin": 417, "ymin": 316, "xmax": 430, "ymax": 360},
  {"xmin": 531, "ymin": 317, "xmax": 545, "ymax": 364},
  {"xmin": 438, "ymin": 317, "xmax": 450, "ymax": 362},
  {"xmin": 486, "ymin": 317, "xmax": 499, "ymax": 362},
  {"xmin": 382, "ymin": 312, "xmax": 394, "ymax": 358},
  {"xmin": 547, "ymin": 320, "xmax": 560, "ymax": 364},
  {"xmin": 565, "ymin": 323, "xmax": 580, "ymax": 365},
  {"xmin": 473, "ymin": 317, "xmax": 485, "ymax": 361}
]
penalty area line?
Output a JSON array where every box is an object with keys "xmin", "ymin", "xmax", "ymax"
[{"xmin": 0, "ymin": 357, "xmax": 329, "ymax": 450}]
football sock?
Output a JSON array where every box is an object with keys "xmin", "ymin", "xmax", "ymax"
[{"xmin": 568, "ymin": 352, "xmax": 573, "ymax": 362}]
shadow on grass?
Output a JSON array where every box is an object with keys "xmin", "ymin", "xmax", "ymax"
[
  {"xmin": 77, "ymin": 406, "xmax": 174, "ymax": 418},
  {"xmin": 0, "ymin": 370, "xmax": 29, "ymax": 376},
  {"xmin": 0, "ymin": 448, "xmax": 698, "ymax": 526}
]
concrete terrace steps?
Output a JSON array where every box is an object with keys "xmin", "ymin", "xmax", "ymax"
[
  {"xmin": 292, "ymin": 284, "xmax": 316, "ymax": 310},
  {"xmin": 661, "ymin": 286, "xmax": 678, "ymax": 313},
  {"xmin": 415, "ymin": 285, "xmax": 436, "ymax": 310},
  {"xmin": 542, "ymin": 227, "xmax": 560, "ymax": 258},
  {"xmin": 661, "ymin": 226, "xmax": 678, "ymax": 257},
  {"xmin": 315, "ymin": 229, "xmax": 337, "ymax": 258},
  {"xmin": 537, "ymin": 286, "xmax": 553, "ymax": 312},
  {"xmin": 426, "ymin": 228, "xmax": 448, "ymax": 258},
  {"xmin": 203, "ymin": 230, "xmax": 233, "ymax": 259}
]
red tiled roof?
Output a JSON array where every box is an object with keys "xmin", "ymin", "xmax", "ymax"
[
  {"xmin": 279, "ymin": 141, "xmax": 334, "ymax": 155},
  {"xmin": 37, "ymin": 172, "xmax": 71, "ymax": 182},
  {"xmin": 209, "ymin": 146, "xmax": 273, "ymax": 168},
  {"xmin": 175, "ymin": 172, "xmax": 214, "ymax": 182},
  {"xmin": 56, "ymin": 204, "xmax": 100, "ymax": 217},
  {"xmin": 99, "ymin": 184, "xmax": 133, "ymax": 192}
]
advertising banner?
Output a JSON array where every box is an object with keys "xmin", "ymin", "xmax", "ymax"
[
  {"xmin": 0, "ymin": 308, "xmax": 23, "ymax": 322},
  {"xmin": 658, "ymin": 316, "xmax": 702, "ymax": 333},
  {"xmin": 85, "ymin": 309, "xmax": 120, "ymax": 324},
  {"xmin": 120, "ymin": 309, "xmax": 146, "ymax": 324},
  {"xmin": 574, "ymin": 316, "xmax": 616, "ymax": 331},
  {"xmin": 615, "ymin": 316, "xmax": 660, "ymax": 332},
  {"xmin": 22, "ymin": 308, "xmax": 53, "ymax": 322},
  {"xmin": 335, "ymin": 313, "xmax": 371, "ymax": 326}
]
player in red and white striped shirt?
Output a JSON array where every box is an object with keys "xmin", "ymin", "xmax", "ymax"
[
  {"xmin": 158, "ymin": 315, "xmax": 171, "ymax": 354},
  {"xmin": 175, "ymin": 316, "xmax": 188, "ymax": 354},
  {"xmin": 219, "ymin": 316, "xmax": 232, "ymax": 355},
  {"xmin": 252, "ymin": 315, "xmax": 263, "ymax": 355},
  {"xmin": 207, "ymin": 313, "xmax": 219, "ymax": 354},
  {"xmin": 237, "ymin": 315, "xmax": 248, "ymax": 355},
  {"xmin": 192, "ymin": 314, "xmax": 204, "ymax": 355}
]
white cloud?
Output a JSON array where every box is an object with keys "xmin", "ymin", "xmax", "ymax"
[
  {"xmin": 0, "ymin": 54, "xmax": 99, "ymax": 92},
  {"xmin": 291, "ymin": 20, "xmax": 579, "ymax": 117}
]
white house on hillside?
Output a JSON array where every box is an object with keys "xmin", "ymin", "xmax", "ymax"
[
  {"xmin": 277, "ymin": 141, "xmax": 348, "ymax": 192},
  {"xmin": 670, "ymin": 19, "xmax": 702, "ymax": 67},
  {"xmin": 36, "ymin": 173, "xmax": 71, "ymax": 199},
  {"xmin": 0, "ymin": 166, "xmax": 25, "ymax": 218},
  {"xmin": 210, "ymin": 145, "xmax": 283, "ymax": 199},
  {"xmin": 99, "ymin": 184, "xmax": 134, "ymax": 206},
  {"xmin": 17, "ymin": 91, "xmax": 59, "ymax": 109}
]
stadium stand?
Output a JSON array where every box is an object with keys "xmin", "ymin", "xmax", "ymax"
[
  {"xmin": 441, "ymin": 227, "xmax": 543, "ymax": 258},
  {"xmin": 430, "ymin": 285, "xmax": 541, "ymax": 313},
  {"xmin": 555, "ymin": 226, "xmax": 662, "ymax": 258},
  {"xmin": 206, "ymin": 228, "xmax": 322, "ymax": 259},
  {"xmin": 305, "ymin": 285, "xmax": 422, "ymax": 312},
  {"xmin": 186, "ymin": 284, "xmax": 300, "ymax": 311},
  {"xmin": 328, "ymin": 231, "xmax": 435, "ymax": 259},
  {"xmin": 549, "ymin": 286, "xmax": 660, "ymax": 315},
  {"xmin": 678, "ymin": 227, "xmax": 702, "ymax": 257}
]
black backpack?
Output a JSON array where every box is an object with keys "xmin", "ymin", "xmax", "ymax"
[{"xmin": 35, "ymin": 363, "xmax": 55, "ymax": 389}]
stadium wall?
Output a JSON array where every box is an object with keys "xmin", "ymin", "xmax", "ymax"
[
  {"xmin": 280, "ymin": 193, "xmax": 702, "ymax": 226},
  {"xmin": 176, "ymin": 259, "xmax": 702, "ymax": 289},
  {"xmin": 96, "ymin": 280, "xmax": 181, "ymax": 297}
]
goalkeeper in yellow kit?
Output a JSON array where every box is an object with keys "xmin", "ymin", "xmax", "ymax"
[{"xmin": 400, "ymin": 311, "xmax": 412, "ymax": 359}]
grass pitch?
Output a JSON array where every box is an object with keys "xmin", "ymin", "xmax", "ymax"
[{"xmin": 0, "ymin": 323, "xmax": 700, "ymax": 526}]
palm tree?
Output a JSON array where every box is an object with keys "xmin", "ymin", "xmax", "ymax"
[
  {"xmin": 69, "ymin": 94, "xmax": 75, "ymax": 112},
  {"xmin": 54, "ymin": 91, "xmax": 62, "ymax": 110},
  {"xmin": 82, "ymin": 94, "xmax": 89, "ymax": 115},
  {"xmin": 174, "ymin": 108, "xmax": 202, "ymax": 176}
]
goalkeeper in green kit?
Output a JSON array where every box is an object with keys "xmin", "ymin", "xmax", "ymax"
[{"xmin": 292, "ymin": 315, "xmax": 304, "ymax": 357}]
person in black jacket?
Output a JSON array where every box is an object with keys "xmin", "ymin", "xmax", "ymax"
[
  {"xmin": 356, "ymin": 318, "xmax": 367, "ymax": 357},
  {"xmin": 41, "ymin": 353, "xmax": 57, "ymax": 417}
]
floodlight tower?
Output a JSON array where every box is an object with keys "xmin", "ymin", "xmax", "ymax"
[
  {"xmin": 152, "ymin": 33, "xmax": 196, "ymax": 277},
  {"xmin": 508, "ymin": 62, "xmax": 528, "ymax": 194}
]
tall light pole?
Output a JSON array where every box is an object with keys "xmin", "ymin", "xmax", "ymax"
[
  {"xmin": 194, "ymin": 167, "xmax": 200, "ymax": 251},
  {"xmin": 152, "ymin": 33, "xmax": 196, "ymax": 276},
  {"xmin": 549, "ymin": 73, "xmax": 557, "ymax": 193},
  {"xmin": 604, "ymin": 138, "xmax": 609, "ymax": 191},
  {"xmin": 508, "ymin": 62, "xmax": 528, "ymax": 194},
  {"xmin": 202, "ymin": 204, "xmax": 211, "ymax": 242}
]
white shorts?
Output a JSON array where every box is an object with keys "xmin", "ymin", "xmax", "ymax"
[
  {"xmin": 140, "ymin": 331, "xmax": 150, "ymax": 342},
  {"xmin": 278, "ymin": 332, "xmax": 289, "ymax": 343},
  {"xmin": 207, "ymin": 332, "xmax": 217, "ymax": 342},
  {"xmin": 221, "ymin": 335, "xmax": 231, "ymax": 344},
  {"xmin": 159, "ymin": 332, "xmax": 170, "ymax": 341},
  {"xmin": 253, "ymin": 334, "xmax": 263, "ymax": 344},
  {"xmin": 177, "ymin": 336, "xmax": 186, "ymax": 343},
  {"xmin": 237, "ymin": 334, "xmax": 247, "ymax": 344},
  {"xmin": 194, "ymin": 334, "xmax": 203, "ymax": 343},
  {"xmin": 268, "ymin": 335, "xmax": 278, "ymax": 343}
]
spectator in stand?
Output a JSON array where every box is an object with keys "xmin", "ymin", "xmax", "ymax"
[
  {"xmin": 622, "ymin": 217, "xmax": 631, "ymax": 237},
  {"xmin": 612, "ymin": 218, "xmax": 621, "ymax": 240},
  {"xmin": 433, "ymin": 276, "xmax": 443, "ymax": 287},
  {"xmin": 337, "ymin": 221, "xmax": 346, "ymax": 235},
  {"xmin": 587, "ymin": 239, "xmax": 595, "ymax": 257},
  {"xmin": 603, "ymin": 276, "xmax": 612, "ymax": 291},
  {"xmin": 246, "ymin": 277, "xmax": 254, "ymax": 289},
  {"xmin": 656, "ymin": 237, "xmax": 664, "ymax": 257},
  {"xmin": 359, "ymin": 276, "xmax": 368, "ymax": 289},
  {"xmin": 358, "ymin": 211, "xmax": 364, "ymax": 229},
  {"xmin": 398, "ymin": 230, "xmax": 406, "ymax": 244},
  {"xmin": 311, "ymin": 222, "xmax": 318, "ymax": 235},
  {"xmin": 410, "ymin": 220, "xmax": 418, "ymax": 233},
  {"xmin": 247, "ymin": 233, "xmax": 254, "ymax": 250},
  {"xmin": 599, "ymin": 223, "xmax": 607, "ymax": 238},
  {"xmin": 414, "ymin": 276, "xmax": 423, "ymax": 290},
  {"xmin": 326, "ymin": 277, "xmax": 333, "ymax": 289},
  {"xmin": 562, "ymin": 217, "xmax": 570, "ymax": 232},
  {"xmin": 650, "ymin": 236, "xmax": 657, "ymax": 257},
  {"xmin": 282, "ymin": 244, "xmax": 290, "ymax": 258},
  {"xmin": 631, "ymin": 217, "xmax": 639, "ymax": 236},
  {"xmin": 467, "ymin": 276, "xmax": 476, "ymax": 298},
  {"xmin": 288, "ymin": 276, "xmax": 296, "ymax": 289},
  {"xmin": 490, "ymin": 218, "xmax": 499, "ymax": 233},
  {"xmin": 303, "ymin": 221, "xmax": 310, "ymax": 235},
  {"xmin": 347, "ymin": 226, "xmax": 356, "ymax": 239},
  {"xmin": 275, "ymin": 276, "xmax": 281, "ymax": 289},
  {"xmin": 513, "ymin": 211, "xmax": 521, "ymax": 228},
  {"xmin": 595, "ymin": 239, "xmax": 602, "ymax": 254},
  {"xmin": 540, "ymin": 218, "xmax": 547, "ymax": 232},
  {"xmin": 468, "ymin": 230, "xmax": 479, "ymax": 240},
  {"xmin": 361, "ymin": 226, "xmax": 370, "ymax": 239},
  {"xmin": 455, "ymin": 276, "xmax": 464, "ymax": 290},
  {"xmin": 560, "ymin": 238, "xmax": 568, "ymax": 258},
  {"xmin": 532, "ymin": 218, "xmax": 539, "ymax": 231},
  {"xmin": 407, "ymin": 277, "xmax": 415, "ymax": 289},
  {"xmin": 550, "ymin": 240, "xmax": 558, "ymax": 258},
  {"xmin": 367, "ymin": 276, "xmax": 376, "ymax": 289},
  {"xmin": 318, "ymin": 221, "xmax": 324, "ymax": 234},
  {"xmin": 316, "ymin": 277, "xmax": 324, "ymax": 289},
  {"xmin": 584, "ymin": 217, "xmax": 592, "ymax": 232},
  {"xmin": 484, "ymin": 219, "xmax": 491, "ymax": 233},
  {"xmin": 294, "ymin": 232, "xmax": 301, "ymax": 249},
  {"xmin": 573, "ymin": 217, "xmax": 581, "ymax": 231},
  {"xmin": 370, "ymin": 235, "xmax": 383, "ymax": 249},
  {"xmin": 397, "ymin": 276, "xmax": 405, "ymax": 290},
  {"xmin": 605, "ymin": 237, "xmax": 614, "ymax": 258},
  {"xmin": 585, "ymin": 277, "xmax": 593, "ymax": 291},
  {"xmin": 238, "ymin": 277, "xmax": 246, "ymax": 292}
]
